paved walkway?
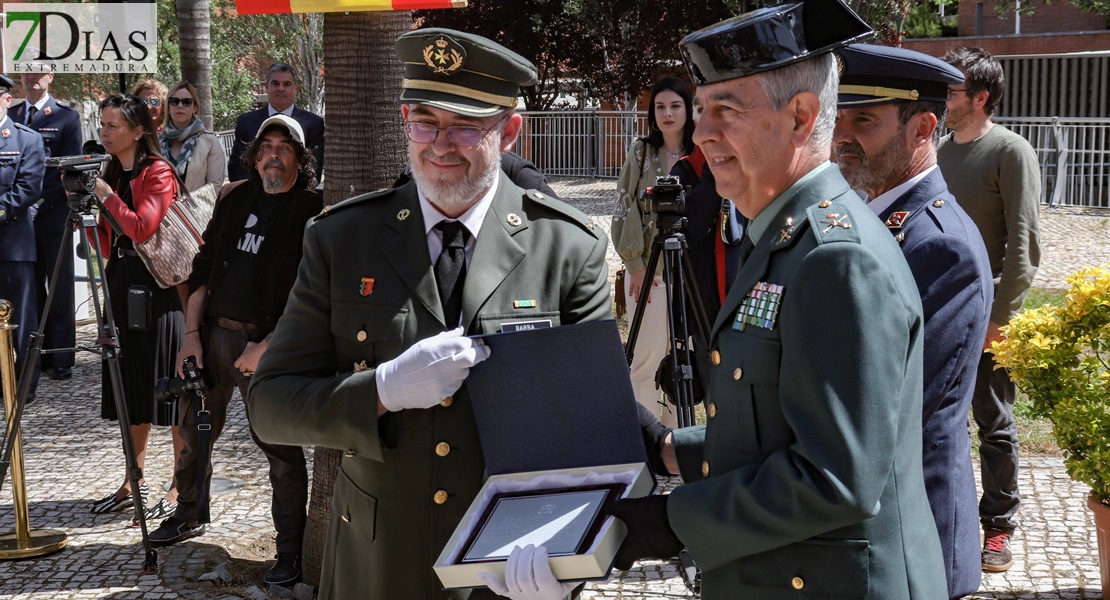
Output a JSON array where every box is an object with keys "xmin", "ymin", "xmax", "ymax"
[{"xmin": 1, "ymin": 177, "xmax": 1106, "ymax": 598}]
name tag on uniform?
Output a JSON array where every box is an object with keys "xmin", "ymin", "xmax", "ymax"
[{"xmin": 501, "ymin": 319, "xmax": 552, "ymax": 333}]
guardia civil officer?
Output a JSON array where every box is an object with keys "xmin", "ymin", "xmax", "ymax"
[
  {"xmin": 12, "ymin": 70, "xmax": 83, "ymax": 381},
  {"xmin": 599, "ymin": 1, "xmax": 950, "ymax": 598},
  {"xmin": 247, "ymin": 29, "xmax": 610, "ymax": 600},
  {"xmin": 0, "ymin": 73, "xmax": 46, "ymax": 400},
  {"xmin": 833, "ymin": 43, "xmax": 993, "ymax": 599}
]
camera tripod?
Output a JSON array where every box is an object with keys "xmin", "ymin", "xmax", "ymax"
[
  {"xmin": 0, "ymin": 184, "xmax": 160, "ymax": 574},
  {"xmin": 624, "ymin": 219, "xmax": 712, "ymax": 595}
]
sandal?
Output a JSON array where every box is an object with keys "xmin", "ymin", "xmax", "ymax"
[{"xmin": 90, "ymin": 483, "xmax": 149, "ymax": 514}]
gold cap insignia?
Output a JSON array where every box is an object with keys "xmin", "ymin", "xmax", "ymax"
[
  {"xmin": 506, "ymin": 213, "xmax": 522, "ymax": 227},
  {"xmin": 397, "ymin": 208, "xmax": 411, "ymax": 221},
  {"xmin": 422, "ymin": 35, "xmax": 465, "ymax": 76}
]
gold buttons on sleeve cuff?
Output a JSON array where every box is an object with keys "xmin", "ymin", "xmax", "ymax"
[
  {"xmin": 344, "ymin": 449, "xmax": 356, "ymax": 457},
  {"xmin": 733, "ymin": 367, "xmax": 743, "ymax": 380},
  {"xmin": 435, "ymin": 442, "xmax": 451, "ymax": 457},
  {"xmin": 701, "ymin": 460, "xmax": 710, "ymax": 477},
  {"xmin": 356, "ymin": 330, "xmax": 368, "ymax": 342},
  {"xmin": 433, "ymin": 490, "xmax": 448, "ymax": 505},
  {"xmin": 792, "ymin": 576, "xmax": 805, "ymax": 590},
  {"xmin": 707, "ymin": 403, "xmax": 717, "ymax": 418},
  {"xmin": 710, "ymin": 350, "xmax": 721, "ymax": 365},
  {"xmin": 440, "ymin": 396, "xmax": 453, "ymax": 407}
]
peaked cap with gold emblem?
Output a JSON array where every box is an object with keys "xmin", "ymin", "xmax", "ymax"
[
  {"xmin": 395, "ymin": 28, "xmax": 537, "ymax": 118},
  {"xmin": 836, "ymin": 43, "xmax": 964, "ymax": 108},
  {"xmin": 0, "ymin": 74, "xmax": 14, "ymax": 93},
  {"xmin": 679, "ymin": 0, "xmax": 872, "ymax": 85}
]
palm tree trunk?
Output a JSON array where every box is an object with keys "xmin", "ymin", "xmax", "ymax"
[
  {"xmin": 176, "ymin": 0, "xmax": 214, "ymax": 129},
  {"xmin": 301, "ymin": 10, "xmax": 411, "ymax": 588}
]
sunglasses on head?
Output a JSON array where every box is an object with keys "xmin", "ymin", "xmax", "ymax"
[
  {"xmin": 141, "ymin": 98, "xmax": 161, "ymax": 107},
  {"xmin": 168, "ymin": 97, "xmax": 195, "ymax": 107}
]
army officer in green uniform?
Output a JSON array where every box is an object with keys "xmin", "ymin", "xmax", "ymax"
[
  {"xmin": 606, "ymin": 1, "xmax": 950, "ymax": 598},
  {"xmin": 248, "ymin": 29, "xmax": 610, "ymax": 600}
]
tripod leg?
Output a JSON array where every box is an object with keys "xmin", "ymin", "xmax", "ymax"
[
  {"xmin": 624, "ymin": 238, "xmax": 663, "ymax": 367},
  {"xmin": 82, "ymin": 219, "xmax": 160, "ymax": 574}
]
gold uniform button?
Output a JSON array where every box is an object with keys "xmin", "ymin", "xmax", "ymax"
[
  {"xmin": 733, "ymin": 367, "xmax": 743, "ymax": 380},
  {"xmin": 710, "ymin": 350, "xmax": 721, "ymax": 365},
  {"xmin": 344, "ymin": 449, "xmax": 356, "ymax": 457},
  {"xmin": 440, "ymin": 396, "xmax": 453, "ymax": 407},
  {"xmin": 933, "ymin": 199, "xmax": 945, "ymax": 208},
  {"xmin": 708, "ymin": 403, "xmax": 717, "ymax": 418},
  {"xmin": 435, "ymin": 442, "xmax": 451, "ymax": 457},
  {"xmin": 341, "ymin": 513, "xmax": 351, "ymax": 523},
  {"xmin": 791, "ymin": 576, "xmax": 804, "ymax": 590},
  {"xmin": 356, "ymin": 330, "xmax": 368, "ymax": 342},
  {"xmin": 434, "ymin": 490, "xmax": 448, "ymax": 505},
  {"xmin": 701, "ymin": 460, "xmax": 710, "ymax": 477},
  {"xmin": 819, "ymin": 199, "xmax": 832, "ymax": 208}
]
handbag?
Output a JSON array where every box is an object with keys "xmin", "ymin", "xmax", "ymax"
[{"xmin": 133, "ymin": 166, "xmax": 210, "ymax": 288}]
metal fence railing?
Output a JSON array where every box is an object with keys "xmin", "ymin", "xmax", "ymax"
[
  {"xmin": 219, "ymin": 112, "xmax": 1110, "ymax": 209},
  {"xmin": 216, "ymin": 129, "xmax": 234, "ymax": 161}
]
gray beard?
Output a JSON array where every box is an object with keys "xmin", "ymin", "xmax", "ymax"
[
  {"xmin": 409, "ymin": 146, "xmax": 502, "ymax": 213},
  {"xmin": 263, "ymin": 174, "xmax": 287, "ymax": 193}
]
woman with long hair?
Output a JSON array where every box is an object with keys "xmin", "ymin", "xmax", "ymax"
[
  {"xmin": 88, "ymin": 94, "xmax": 184, "ymax": 519},
  {"xmin": 611, "ymin": 76, "xmax": 696, "ymax": 429},
  {"xmin": 160, "ymin": 81, "xmax": 226, "ymax": 197}
]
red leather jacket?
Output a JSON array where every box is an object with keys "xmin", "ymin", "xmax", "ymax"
[{"xmin": 90, "ymin": 158, "xmax": 177, "ymax": 257}]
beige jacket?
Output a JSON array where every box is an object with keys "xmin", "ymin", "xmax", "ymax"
[
  {"xmin": 611, "ymin": 139, "xmax": 672, "ymax": 273},
  {"xmin": 179, "ymin": 131, "xmax": 226, "ymax": 197}
]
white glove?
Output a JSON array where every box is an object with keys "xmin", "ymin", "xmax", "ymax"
[
  {"xmin": 376, "ymin": 327, "xmax": 490, "ymax": 412},
  {"xmin": 478, "ymin": 545, "xmax": 577, "ymax": 600}
]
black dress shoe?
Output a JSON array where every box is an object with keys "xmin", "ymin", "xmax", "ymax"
[
  {"xmin": 263, "ymin": 553, "xmax": 302, "ymax": 586},
  {"xmin": 149, "ymin": 516, "xmax": 206, "ymax": 547},
  {"xmin": 50, "ymin": 367, "xmax": 72, "ymax": 380}
]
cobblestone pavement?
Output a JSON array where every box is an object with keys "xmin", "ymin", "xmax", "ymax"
[{"xmin": 1, "ymin": 177, "xmax": 1105, "ymax": 598}]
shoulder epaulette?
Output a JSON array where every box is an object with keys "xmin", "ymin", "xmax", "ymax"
[
  {"xmin": 315, "ymin": 187, "xmax": 396, "ymax": 219},
  {"xmin": 11, "ymin": 121, "xmax": 35, "ymax": 134},
  {"xmin": 806, "ymin": 198, "xmax": 861, "ymax": 246},
  {"xmin": 522, "ymin": 188, "xmax": 600, "ymax": 237}
]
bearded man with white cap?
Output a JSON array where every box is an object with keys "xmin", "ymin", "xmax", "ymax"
[
  {"xmin": 248, "ymin": 28, "xmax": 610, "ymax": 600},
  {"xmin": 149, "ymin": 114, "xmax": 323, "ymax": 589}
]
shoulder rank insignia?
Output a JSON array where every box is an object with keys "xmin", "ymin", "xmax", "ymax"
[
  {"xmin": 885, "ymin": 211, "xmax": 909, "ymax": 229},
  {"xmin": 820, "ymin": 213, "xmax": 851, "ymax": 234},
  {"xmin": 734, "ymin": 282, "xmax": 784, "ymax": 331}
]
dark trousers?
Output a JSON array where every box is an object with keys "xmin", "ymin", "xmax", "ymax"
[
  {"xmin": 972, "ymin": 351, "xmax": 1020, "ymax": 533},
  {"xmin": 0, "ymin": 261, "xmax": 41, "ymax": 394},
  {"xmin": 175, "ymin": 323, "xmax": 308, "ymax": 555},
  {"xmin": 35, "ymin": 201, "xmax": 76, "ymax": 370}
]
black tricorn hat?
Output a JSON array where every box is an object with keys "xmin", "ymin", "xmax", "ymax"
[{"xmin": 680, "ymin": 0, "xmax": 873, "ymax": 85}]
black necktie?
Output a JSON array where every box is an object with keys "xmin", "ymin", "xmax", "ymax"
[
  {"xmin": 435, "ymin": 221, "xmax": 469, "ymax": 326},
  {"xmin": 26, "ymin": 106, "xmax": 37, "ymax": 125}
]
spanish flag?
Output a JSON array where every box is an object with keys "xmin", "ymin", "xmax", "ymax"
[{"xmin": 235, "ymin": 0, "xmax": 467, "ymax": 13}]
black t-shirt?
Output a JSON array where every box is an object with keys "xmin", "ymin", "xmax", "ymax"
[{"xmin": 205, "ymin": 191, "xmax": 286, "ymax": 323}]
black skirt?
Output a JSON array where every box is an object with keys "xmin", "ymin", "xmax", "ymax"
[{"xmin": 100, "ymin": 253, "xmax": 184, "ymax": 425}]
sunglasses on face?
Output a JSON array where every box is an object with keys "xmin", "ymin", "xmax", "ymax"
[
  {"xmin": 168, "ymin": 97, "xmax": 195, "ymax": 107},
  {"xmin": 142, "ymin": 98, "xmax": 161, "ymax": 107}
]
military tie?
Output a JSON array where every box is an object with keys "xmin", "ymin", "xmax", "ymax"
[
  {"xmin": 435, "ymin": 220, "xmax": 469, "ymax": 326},
  {"xmin": 26, "ymin": 106, "xmax": 37, "ymax": 125}
]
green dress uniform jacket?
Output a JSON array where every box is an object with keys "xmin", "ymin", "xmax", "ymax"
[
  {"xmin": 248, "ymin": 171, "xmax": 610, "ymax": 600},
  {"xmin": 669, "ymin": 164, "xmax": 948, "ymax": 599}
]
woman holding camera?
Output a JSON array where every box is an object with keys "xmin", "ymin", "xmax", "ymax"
[
  {"xmin": 88, "ymin": 94, "xmax": 184, "ymax": 518},
  {"xmin": 611, "ymin": 77, "xmax": 696, "ymax": 429},
  {"xmin": 161, "ymin": 81, "xmax": 225, "ymax": 198}
]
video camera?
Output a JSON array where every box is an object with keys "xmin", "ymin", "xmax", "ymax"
[
  {"xmin": 642, "ymin": 175, "xmax": 687, "ymax": 235},
  {"xmin": 44, "ymin": 154, "xmax": 111, "ymax": 211},
  {"xmin": 152, "ymin": 356, "xmax": 211, "ymax": 426}
]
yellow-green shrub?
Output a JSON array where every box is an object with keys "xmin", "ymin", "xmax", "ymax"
[{"xmin": 992, "ymin": 265, "xmax": 1110, "ymax": 502}]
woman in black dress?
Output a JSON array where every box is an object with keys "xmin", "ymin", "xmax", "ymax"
[{"xmin": 88, "ymin": 94, "xmax": 184, "ymax": 515}]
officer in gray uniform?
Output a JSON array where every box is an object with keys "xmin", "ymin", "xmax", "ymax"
[
  {"xmin": 606, "ymin": 2, "xmax": 950, "ymax": 598},
  {"xmin": 248, "ymin": 29, "xmax": 610, "ymax": 600}
]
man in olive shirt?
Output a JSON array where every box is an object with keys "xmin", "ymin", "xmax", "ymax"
[
  {"xmin": 248, "ymin": 29, "xmax": 609, "ymax": 600},
  {"xmin": 937, "ymin": 46, "xmax": 1041, "ymax": 573}
]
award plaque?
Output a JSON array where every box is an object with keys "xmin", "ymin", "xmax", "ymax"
[{"xmin": 459, "ymin": 484, "xmax": 626, "ymax": 564}]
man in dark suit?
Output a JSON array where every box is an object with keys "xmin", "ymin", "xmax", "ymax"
[
  {"xmin": 227, "ymin": 63, "xmax": 324, "ymax": 183},
  {"xmin": 12, "ymin": 71, "xmax": 83, "ymax": 381},
  {"xmin": 833, "ymin": 43, "xmax": 993, "ymax": 600},
  {"xmin": 248, "ymin": 28, "xmax": 610, "ymax": 600},
  {"xmin": 0, "ymin": 74, "xmax": 46, "ymax": 399},
  {"xmin": 605, "ymin": 2, "xmax": 950, "ymax": 598}
]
